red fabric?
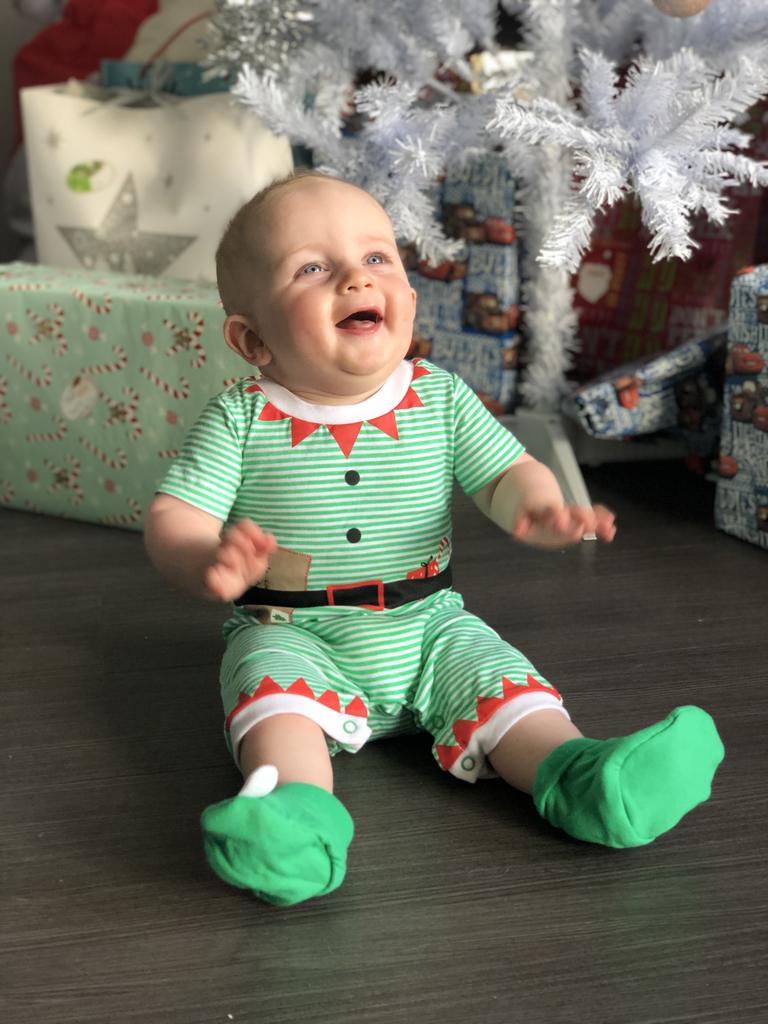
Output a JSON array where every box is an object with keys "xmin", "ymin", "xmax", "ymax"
[
  {"xmin": 367, "ymin": 409, "xmax": 399, "ymax": 440},
  {"xmin": 12, "ymin": 0, "xmax": 158, "ymax": 145}
]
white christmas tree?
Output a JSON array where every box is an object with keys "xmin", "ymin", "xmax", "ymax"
[{"xmin": 206, "ymin": 0, "xmax": 768, "ymax": 410}]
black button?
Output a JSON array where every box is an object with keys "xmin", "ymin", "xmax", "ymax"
[
  {"xmin": 346, "ymin": 528, "xmax": 361, "ymax": 544},
  {"xmin": 345, "ymin": 470, "xmax": 360, "ymax": 486}
]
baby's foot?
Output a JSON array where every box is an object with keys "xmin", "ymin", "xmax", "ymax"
[
  {"xmin": 532, "ymin": 706, "xmax": 724, "ymax": 848},
  {"xmin": 200, "ymin": 766, "xmax": 354, "ymax": 905}
]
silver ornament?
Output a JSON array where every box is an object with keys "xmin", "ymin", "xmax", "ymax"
[{"xmin": 203, "ymin": 0, "xmax": 316, "ymax": 79}]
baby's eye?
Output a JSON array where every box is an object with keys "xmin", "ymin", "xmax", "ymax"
[
  {"xmin": 366, "ymin": 253, "xmax": 387, "ymax": 265},
  {"xmin": 300, "ymin": 262, "xmax": 325, "ymax": 275}
]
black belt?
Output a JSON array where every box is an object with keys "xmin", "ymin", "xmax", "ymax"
[{"xmin": 235, "ymin": 565, "xmax": 452, "ymax": 611}]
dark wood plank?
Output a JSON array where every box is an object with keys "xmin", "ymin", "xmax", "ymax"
[{"xmin": 2, "ymin": 461, "xmax": 766, "ymax": 1024}]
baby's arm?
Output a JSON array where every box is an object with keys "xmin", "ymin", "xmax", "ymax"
[
  {"xmin": 144, "ymin": 493, "xmax": 276, "ymax": 601},
  {"xmin": 473, "ymin": 453, "xmax": 616, "ymax": 548}
]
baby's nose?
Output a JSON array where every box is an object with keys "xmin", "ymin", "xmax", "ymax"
[{"xmin": 339, "ymin": 265, "xmax": 372, "ymax": 290}]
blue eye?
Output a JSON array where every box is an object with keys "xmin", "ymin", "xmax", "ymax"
[
  {"xmin": 301, "ymin": 263, "xmax": 324, "ymax": 274},
  {"xmin": 367, "ymin": 253, "xmax": 386, "ymax": 265}
]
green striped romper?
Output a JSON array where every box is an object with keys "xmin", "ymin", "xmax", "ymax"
[{"xmin": 158, "ymin": 359, "xmax": 568, "ymax": 782}]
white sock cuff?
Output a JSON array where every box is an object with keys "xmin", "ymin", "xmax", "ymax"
[{"xmin": 239, "ymin": 764, "xmax": 279, "ymax": 798}]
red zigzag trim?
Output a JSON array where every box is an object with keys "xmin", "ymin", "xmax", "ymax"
[
  {"xmin": 245, "ymin": 363, "xmax": 429, "ymax": 457},
  {"xmin": 435, "ymin": 674, "xmax": 562, "ymax": 771},
  {"xmin": 225, "ymin": 675, "xmax": 368, "ymax": 731}
]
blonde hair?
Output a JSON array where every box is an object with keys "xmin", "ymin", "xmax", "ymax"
[{"xmin": 216, "ymin": 169, "xmax": 354, "ymax": 317}]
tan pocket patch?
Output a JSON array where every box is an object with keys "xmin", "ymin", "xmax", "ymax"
[{"xmin": 260, "ymin": 545, "xmax": 312, "ymax": 591}]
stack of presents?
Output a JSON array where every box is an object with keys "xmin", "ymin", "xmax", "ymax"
[
  {"xmin": 1, "ymin": 1, "xmax": 767, "ymax": 551},
  {"xmin": 401, "ymin": 154, "xmax": 521, "ymax": 416}
]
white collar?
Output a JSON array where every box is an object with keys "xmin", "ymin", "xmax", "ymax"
[{"xmin": 255, "ymin": 361, "xmax": 414, "ymax": 425}]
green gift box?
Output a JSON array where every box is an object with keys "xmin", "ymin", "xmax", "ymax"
[{"xmin": 0, "ymin": 262, "xmax": 245, "ymax": 530}]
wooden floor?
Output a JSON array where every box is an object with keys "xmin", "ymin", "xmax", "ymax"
[{"xmin": 2, "ymin": 461, "xmax": 767, "ymax": 1024}]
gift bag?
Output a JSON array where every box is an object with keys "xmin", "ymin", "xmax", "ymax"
[
  {"xmin": 100, "ymin": 1, "xmax": 228, "ymax": 95},
  {"xmin": 100, "ymin": 60, "xmax": 231, "ymax": 95},
  {"xmin": 12, "ymin": 0, "xmax": 158, "ymax": 145},
  {"xmin": 120, "ymin": 0, "xmax": 211, "ymax": 64},
  {"xmin": 20, "ymin": 81, "xmax": 293, "ymax": 282}
]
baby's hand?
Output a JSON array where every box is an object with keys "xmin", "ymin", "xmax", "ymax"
[
  {"xmin": 204, "ymin": 519, "xmax": 278, "ymax": 602},
  {"xmin": 512, "ymin": 504, "xmax": 616, "ymax": 549}
]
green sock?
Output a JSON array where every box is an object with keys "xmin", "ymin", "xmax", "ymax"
[
  {"xmin": 532, "ymin": 705, "xmax": 724, "ymax": 848},
  {"xmin": 200, "ymin": 783, "xmax": 354, "ymax": 906}
]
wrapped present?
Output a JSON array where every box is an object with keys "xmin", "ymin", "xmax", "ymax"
[
  {"xmin": 715, "ymin": 266, "xmax": 768, "ymax": 550},
  {"xmin": 566, "ymin": 328, "xmax": 728, "ymax": 462},
  {"xmin": 428, "ymin": 329, "xmax": 519, "ymax": 414},
  {"xmin": 572, "ymin": 101, "xmax": 768, "ymax": 380},
  {"xmin": 0, "ymin": 261, "xmax": 247, "ymax": 530},
  {"xmin": 404, "ymin": 154, "xmax": 520, "ymax": 412},
  {"xmin": 20, "ymin": 80, "xmax": 292, "ymax": 283}
]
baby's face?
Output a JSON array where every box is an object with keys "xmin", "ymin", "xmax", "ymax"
[{"xmin": 247, "ymin": 177, "xmax": 417, "ymax": 402}]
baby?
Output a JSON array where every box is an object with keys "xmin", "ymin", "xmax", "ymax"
[{"xmin": 144, "ymin": 170, "xmax": 724, "ymax": 906}]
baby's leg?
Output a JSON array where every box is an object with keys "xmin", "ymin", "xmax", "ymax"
[
  {"xmin": 240, "ymin": 712, "xmax": 334, "ymax": 791},
  {"xmin": 205, "ymin": 621, "xmax": 375, "ymax": 904},
  {"xmin": 489, "ymin": 705, "xmax": 724, "ymax": 848},
  {"xmin": 415, "ymin": 603, "xmax": 723, "ymax": 847},
  {"xmin": 201, "ymin": 714, "xmax": 353, "ymax": 906},
  {"xmin": 486, "ymin": 708, "xmax": 584, "ymax": 793}
]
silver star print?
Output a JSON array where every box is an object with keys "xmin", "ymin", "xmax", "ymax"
[{"xmin": 57, "ymin": 174, "xmax": 196, "ymax": 275}]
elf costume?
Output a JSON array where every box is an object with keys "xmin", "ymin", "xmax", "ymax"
[{"xmin": 159, "ymin": 360, "xmax": 723, "ymax": 905}]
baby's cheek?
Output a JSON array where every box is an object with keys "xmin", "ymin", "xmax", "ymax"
[
  {"xmin": 393, "ymin": 282, "xmax": 417, "ymax": 322},
  {"xmin": 285, "ymin": 304, "xmax": 324, "ymax": 347}
]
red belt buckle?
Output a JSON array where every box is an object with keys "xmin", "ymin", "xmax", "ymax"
[{"xmin": 326, "ymin": 579, "xmax": 385, "ymax": 611}]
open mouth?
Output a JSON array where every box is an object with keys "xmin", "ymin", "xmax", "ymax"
[{"xmin": 335, "ymin": 308, "xmax": 383, "ymax": 331}]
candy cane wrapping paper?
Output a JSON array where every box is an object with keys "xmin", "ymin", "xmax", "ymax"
[
  {"xmin": 0, "ymin": 262, "xmax": 246, "ymax": 530},
  {"xmin": 20, "ymin": 82, "xmax": 293, "ymax": 283}
]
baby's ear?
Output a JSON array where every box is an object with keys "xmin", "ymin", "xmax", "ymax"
[{"xmin": 223, "ymin": 315, "xmax": 272, "ymax": 367}]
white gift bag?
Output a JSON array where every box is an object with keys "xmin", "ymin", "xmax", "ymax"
[{"xmin": 20, "ymin": 81, "xmax": 293, "ymax": 282}]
